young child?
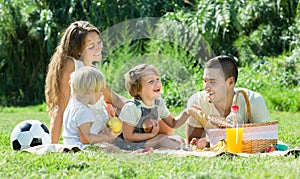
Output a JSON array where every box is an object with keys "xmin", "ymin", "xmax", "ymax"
[
  {"xmin": 62, "ymin": 66, "xmax": 119, "ymax": 148},
  {"xmin": 114, "ymin": 64, "xmax": 191, "ymax": 150}
]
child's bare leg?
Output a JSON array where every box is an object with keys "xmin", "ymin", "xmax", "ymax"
[
  {"xmin": 159, "ymin": 136, "xmax": 183, "ymax": 150},
  {"xmin": 145, "ymin": 134, "xmax": 183, "ymax": 150},
  {"xmin": 144, "ymin": 134, "xmax": 167, "ymax": 149},
  {"xmin": 168, "ymin": 135, "xmax": 185, "ymax": 144}
]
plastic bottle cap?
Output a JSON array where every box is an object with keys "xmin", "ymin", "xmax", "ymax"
[{"xmin": 231, "ymin": 105, "xmax": 239, "ymax": 112}]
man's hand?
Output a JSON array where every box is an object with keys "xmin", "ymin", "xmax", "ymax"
[{"xmin": 190, "ymin": 137, "xmax": 207, "ymax": 149}]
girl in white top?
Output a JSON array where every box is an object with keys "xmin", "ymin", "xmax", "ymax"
[{"xmin": 62, "ymin": 66, "xmax": 119, "ymax": 148}]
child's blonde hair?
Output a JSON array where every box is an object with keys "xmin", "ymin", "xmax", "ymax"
[
  {"xmin": 70, "ymin": 66, "xmax": 106, "ymax": 99},
  {"xmin": 124, "ymin": 64, "xmax": 159, "ymax": 99}
]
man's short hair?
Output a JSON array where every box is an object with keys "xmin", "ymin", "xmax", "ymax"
[{"xmin": 205, "ymin": 55, "xmax": 238, "ymax": 82}]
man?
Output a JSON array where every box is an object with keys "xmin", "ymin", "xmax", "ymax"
[{"xmin": 186, "ymin": 55, "xmax": 270, "ymax": 148}]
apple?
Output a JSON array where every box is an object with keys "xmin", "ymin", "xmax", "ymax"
[
  {"xmin": 142, "ymin": 118, "xmax": 153, "ymax": 133},
  {"xmin": 106, "ymin": 117, "xmax": 122, "ymax": 133}
]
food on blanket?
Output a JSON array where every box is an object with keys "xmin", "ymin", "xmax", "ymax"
[
  {"xmin": 266, "ymin": 146, "xmax": 275, "ymax": 153},
  {"xmin": 142, "ymin": 118, "xmax": 153, "ymax": 133},
  {"xmin": 106, "ymin": 117, "xmax": 122, "ymax": 133},
  {"xmin": 188, "ymin": 108, "xmax": 228, "ymax": 128},
  {"xmin": 10, "ymin": 120, "xmax": 51, "ymax": 150},
  {"xmin": 209, "ymin": 140, "xmax": 226, "ymax": 153}
]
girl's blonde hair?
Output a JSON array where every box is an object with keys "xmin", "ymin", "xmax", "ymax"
[
  {"xmin": 70, "ymin": 66, "xmax": 106, "ymax": 99},
  {"xmin": 124, "ymin": 64, "xmax": 159, "ymax": 99},
  {"xmin": 45, "ymin": 21, "xmax": 100, "ymax": 116}
]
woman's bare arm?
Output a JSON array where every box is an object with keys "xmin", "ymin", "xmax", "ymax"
[
  {"xmin": 103, "ymin": 85, "xmax": 128, "ymax": 114},
  {"xmin": 50, "ymin": 59, "xmax": 74, "ymax": 143}
]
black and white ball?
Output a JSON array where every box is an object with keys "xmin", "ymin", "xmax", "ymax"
[{"xmin": 10, "ymin": 120, "xmax": 51, "ymax": 150}]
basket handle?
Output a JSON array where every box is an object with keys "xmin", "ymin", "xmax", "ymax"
[{"xmin": 232, "ymin": 90, "xmax": 253, "ymax": 123}]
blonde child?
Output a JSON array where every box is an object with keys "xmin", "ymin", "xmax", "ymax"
[
  {"xmin": 114, "ymin": 64, "xmax": 191, "ymax": 150},
  {"xmin": 62, "ymin": 66, "xmax": 119, "ymax": 148}
]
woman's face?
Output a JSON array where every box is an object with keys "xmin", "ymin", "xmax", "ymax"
[{"xmin": 80, "ymin": 31, "xmax": 103, "ymax": 65}]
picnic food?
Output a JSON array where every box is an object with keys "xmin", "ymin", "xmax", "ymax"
[
  {"xmin": 209, "ymin": 140, "xmax": 226, "ymax": 153},
  {"xmin": 106, "ymin": 117, "xmax": 122, "ymax": 133},
  {"xmin": 188, "ymin": 107, "xmax": 228, "ymax": 129},
  {"xmin": 142, "ymin": 118, "xmax": 153, "ymax": 133}
]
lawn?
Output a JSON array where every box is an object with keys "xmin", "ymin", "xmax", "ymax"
[{"xmin": 0, "ymin": 105, "xmax": 299, "ymax": 178}]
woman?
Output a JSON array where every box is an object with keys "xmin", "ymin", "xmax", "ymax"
[{"xmin": 45, "ymin": 21, "xmax": 125, "ymax": 143}]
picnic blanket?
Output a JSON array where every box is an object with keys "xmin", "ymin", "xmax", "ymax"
[{"xmin": 22, "ymin": 143, "xmax": 300, "ymax": 157}]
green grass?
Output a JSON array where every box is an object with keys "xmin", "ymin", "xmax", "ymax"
[{"xmin": 0, "ymin": 105, "xmax": 299, "ymax": 178}]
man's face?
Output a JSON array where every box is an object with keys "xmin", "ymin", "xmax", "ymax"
[{"xmin": 203, "ymin": 68, "xmax": 228, "ymax": 104}]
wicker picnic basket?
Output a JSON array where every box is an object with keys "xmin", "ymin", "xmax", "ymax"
[
  {"xmin": 234, "ymin": 90, "xmax": 278, "ymax": 153},
  {"xmin": 204, "ymin": 90, "xmax": 278, "ymax": 153},
  {"xmin": 241, "ymin": 121, "xmax": 278, "ymax": 153}
]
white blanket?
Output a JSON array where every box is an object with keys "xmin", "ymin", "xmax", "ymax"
[{"xmin": 22, "ymin": 143, "xmax": 300, "ymax": 157}]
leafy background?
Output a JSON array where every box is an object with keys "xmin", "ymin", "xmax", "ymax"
[{"xmin": 0, "ymin": 0, "xmax": 299, "ymax": 112}]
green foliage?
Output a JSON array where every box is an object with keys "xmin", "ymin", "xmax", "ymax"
[
  {"xmin": 164, "ymin": 0, "xmax": 241, "ymax": 56},
  {"xmin": 0, "ymin": 0, "xmax": 299, "ymax": 113},
  {"xmin": 0, "ymin": 0, "xmax": 186, "ymax": 106},
  {"xmin": 235, "ymin": 0, "xmax": 299, "ymax": 65},
  {"xmin": 161, "ymin": 0, "xmax": 300, "ymax": 111},
  {"xmin": 0, "ymin": 0, "xmax": 52, "ymax": 106},
  {"xmin": 164, "ymin": 0, "xmax": 300, "ymax": 64},
  {"xmin": 236, "ymin": 53, "xmax": 300, "ymax": 112}
]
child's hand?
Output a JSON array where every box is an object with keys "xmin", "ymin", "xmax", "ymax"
[
  {"xmin": 151, "ymin": 120, "xmax": 159, "ymax": 135},
  {"xmin": 109, "ymin": 129, "xmax": 121, "ymax": 139},
  {"xmin": 101, "ymin": 128, "xmax": 120, "ymax": 143}
]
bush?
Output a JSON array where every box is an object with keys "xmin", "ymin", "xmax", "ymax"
[{"xmin": 0, "ymin": 0, "xmax": 299, "ymax": 112}]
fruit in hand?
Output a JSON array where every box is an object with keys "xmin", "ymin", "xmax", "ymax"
[
  {"xmin": 106, "ymin": 117, "xmax": 122, "ymax": 133},
  {"xmin": 142, "ymin": 118, "xmax": 153, "ymax": 133}
]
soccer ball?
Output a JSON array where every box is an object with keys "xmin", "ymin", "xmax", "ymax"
[{"xmin": 10, "ymin": 120, "xmax": 51, "ymax": 150}]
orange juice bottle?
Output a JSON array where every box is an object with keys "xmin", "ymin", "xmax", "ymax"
[{"xmin": 226, "ymin": 105, "xmax": 244, "ymax": 153}]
